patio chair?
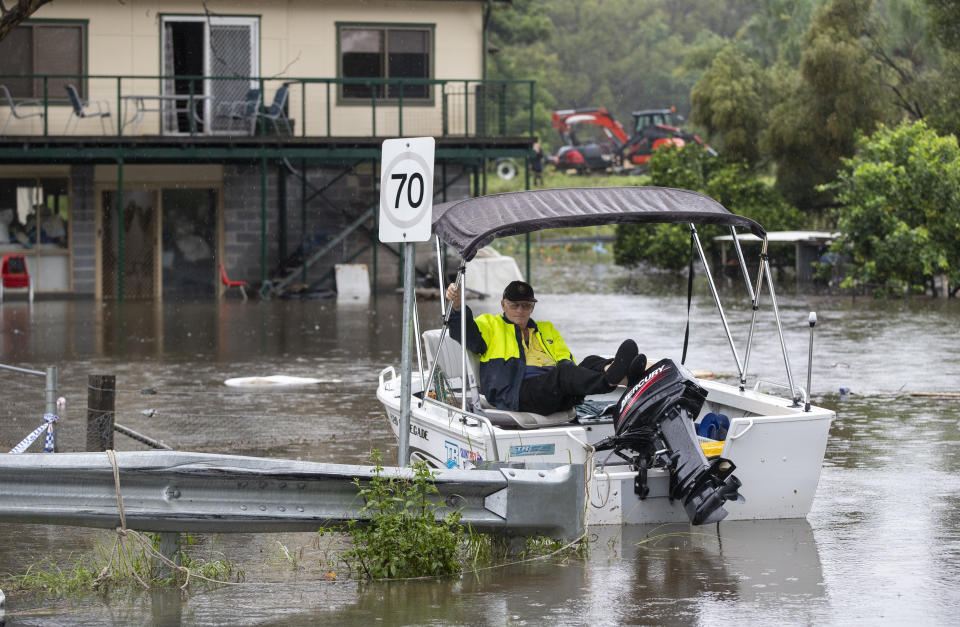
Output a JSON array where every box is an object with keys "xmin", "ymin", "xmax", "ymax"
[
  {"xmin": 261, "ymin": 85, "xmax": 292, "ymax": 135},
  {"xmin": 64, "ymin": 84, "xmax": 112, "ymax": 134},
  {"xmin": 1, "ymin": 254, "xmax": 33, "ymax": 304},
  {"xmin": 219, "ymin": 263, "xmax": 248, "ymax": 300},
  {"xmin": 215, "ymin": 88, "xmax": 261, "ymax": 135},
  {"xmin": 1, "ymin": 84, "xmax": 44, "ymax": 135}
]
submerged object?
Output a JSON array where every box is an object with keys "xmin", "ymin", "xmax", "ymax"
[
  {"xmin": 596, "ymin": 358, "xmax": 743, "ymax": 525},
  {"xmin": 224, "ymin": 375, "xmax": 337, "ymax": 388}
]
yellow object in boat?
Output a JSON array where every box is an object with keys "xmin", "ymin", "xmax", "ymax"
[{"xmin": 700, "ymin": 441, "xmax": 724, "ymax": 457}]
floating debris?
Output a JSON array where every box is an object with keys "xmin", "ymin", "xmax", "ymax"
[{"xmin": 224, "ymin": 375, "xmax": 341, "ymax": 388}]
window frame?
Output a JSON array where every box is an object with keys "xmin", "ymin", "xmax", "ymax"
[
  {"xmin": 0, "ymin": 19, "xmax": 88, "ymax": 103},
  {"xmin": 336, "ymin": 22, "xmax": 435, "ymax": 106}
]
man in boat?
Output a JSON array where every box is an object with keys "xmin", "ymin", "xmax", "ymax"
[{"xmin": 445, "ymin": 280, "xmax": 641, "ymax": 415}]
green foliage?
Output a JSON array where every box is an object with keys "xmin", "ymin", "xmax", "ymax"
[
  {"xmin": 486, "ymin": 0, "xmax": 760, "ymax": 150},
  {"xmin": 2, "ymin": 534, "xmax": 242, "ymax": 596},
  {"xmin": 614, "ymin": 145, "xmax": 803, "ymax": 270},
  {"xmin": 4, "ymin": 558, "xmax": 100, "ymax": 596},
  {"xmin": 826, "ymin": 119, "xmax": 960, "ymax": 295},
  {"xmin": 703, "ymin": 161, "xmax": 805, "ymax": 232},
  {"xmin": 690, "ymin": 44, "xmax": 770, "ymax": 165},
  {"xmin": 483, "ymin": 164, "xmax": 652, "ymax": 194},
  {"xmin": 337, "ymin": 451, "xmax": 464, "ymax": 580},
  {"xmin": 489, "ymin": 0, "xmax": 960, "ymax": 215},
  {"xmin": 738, "ymin": 0, "xmax": 821, "ymax": 66},
  {"xmin": 764, "ymin": 0, "xmax": 896, "ymax": 209},
  {"xmin": 925, "ymin": 0, "xmax": 960, "ymax": 51}
]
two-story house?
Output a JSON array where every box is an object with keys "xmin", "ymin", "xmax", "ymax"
[{"xmin": 0, "ymin": 0, "xmax": 532, "ymax": 300}]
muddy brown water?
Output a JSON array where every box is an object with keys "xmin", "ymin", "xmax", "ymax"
[{"xmin": 1, "ymin": 263, "xmax": 959, "ymax": 625}]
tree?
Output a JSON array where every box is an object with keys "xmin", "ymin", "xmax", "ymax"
[
  {"xmin": 0, "ymin": 0, "xmax": 52, "ymax": 41},
  {"xmin": 921, "ymin": 0, "xmax": 960, "ymax": 135},
  {"xmin": 690, "ymin": 44, "xmax": 770, "ymax": 166},
  {"xmin": 925, "ymin": 0, "xmax": 960, "ymax": 51},
  {"xmin": 737, "ymin": 0, "xmax": 820, "ymax": 67},
  {"xmin": 826, "ymin": 120, "xmax": 960, "ymax": 295},
  {"xmin": 764, "ymin": 0, "xmax": 895, "ymax": 210},
  {"xmin": 486, "ymin": 0, "xmax": 559, "ymax": 143},
  {"xmin": 614, "ymin": 145, "xmax": 803, "ymax": 270}
]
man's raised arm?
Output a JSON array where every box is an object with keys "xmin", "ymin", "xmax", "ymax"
[{"xmin": 445, "ymin": 283, "xmax": 487, "ymax": 355}]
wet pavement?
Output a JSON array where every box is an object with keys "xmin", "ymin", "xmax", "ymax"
[{"xmin": 1, "ymin": 261, "xmax": 959, "ymax": 625}]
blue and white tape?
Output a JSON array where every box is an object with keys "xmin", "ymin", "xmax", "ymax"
[{"xmin": 10, "ymin": 413, "xmax": 58, "ymax": 454}]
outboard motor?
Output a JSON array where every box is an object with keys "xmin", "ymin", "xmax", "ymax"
[{"xmin": 594, "ymin": 358, "xmax": 743, "ymax": 525}]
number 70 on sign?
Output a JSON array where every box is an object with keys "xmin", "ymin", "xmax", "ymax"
[{"xmin": 378, "ymin": 137, "xmax": 435, "ymax": 243}]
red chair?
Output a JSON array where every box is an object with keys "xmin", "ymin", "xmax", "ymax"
[
  {"xmin": 1, "ymin": 254, "xmax": 33, "ymax": 304},
  {"xmin": 219, "ymin": 263, "xmax": 248, "ymax": 300}
]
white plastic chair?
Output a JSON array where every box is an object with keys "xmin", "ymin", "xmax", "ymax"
[
  {"xmin": 1, "ymin": 84, "xmax": 44, "ymax": 135},
  {"xmin": 64, "ymin": 84, "xmax": 111, "ymax": 134}
]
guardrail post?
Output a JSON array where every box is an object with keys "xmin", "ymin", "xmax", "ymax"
[
  {"xmin": 45, "ymin": 367, "xmax": 58, "ymax": 452},
  {"xmin": 87, "ymin": 374, "xmax": 115, "ymax": 451},
  {"xmin": 157, "ymin": 532, "xmax": 180, "ymax": 579}
]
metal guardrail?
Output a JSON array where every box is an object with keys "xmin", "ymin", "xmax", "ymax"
[{"xmin": 0, "ymin": 451, "xmax": 585, "ymax": 541}]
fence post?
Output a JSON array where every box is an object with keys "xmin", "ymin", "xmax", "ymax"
[
  {"xmin": 45, "ymin": 367, "xmax": 58, "ymax": 452},
  {"xmin": 87, "ymin": 374, "xmax": 115, "ymax": 451},
  {"xmin": 157, "ymin": 532, "xmax": 180, "ymax": 579}
]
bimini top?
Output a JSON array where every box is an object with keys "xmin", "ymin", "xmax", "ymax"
[{"xmin": 432, "ymin": 186, "xmax": 766, "ymax": 261}]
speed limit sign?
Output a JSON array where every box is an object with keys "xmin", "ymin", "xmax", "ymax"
[{"xmin": 379, "ymin": 137, "xmax": 435, "ymax": 242}]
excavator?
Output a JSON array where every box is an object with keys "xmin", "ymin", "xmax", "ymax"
[{"xmin": 550, "ymin": 106, "xmax": 715, "ymax": 173}]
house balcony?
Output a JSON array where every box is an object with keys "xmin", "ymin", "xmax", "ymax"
[{"xmin": 0, "ymin": 74, "xmax": 536, "ymax": 156}]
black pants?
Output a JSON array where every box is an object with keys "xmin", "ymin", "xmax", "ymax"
[{"xmin": 518, "ymin": 356, "xmax": 611, "ymax": 415}]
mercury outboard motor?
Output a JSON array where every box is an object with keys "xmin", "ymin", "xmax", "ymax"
[{"xmin": 594, "ymin": 358, "xmax": 743, "ymax": 525}]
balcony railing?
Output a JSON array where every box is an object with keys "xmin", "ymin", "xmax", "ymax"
[{"xmin": 0, "ymin": 74, "xmax": 536, "ymax": 140}]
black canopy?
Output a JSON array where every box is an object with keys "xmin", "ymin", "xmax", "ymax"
[{"xmin": 432, "ymin": 186, "xmax": 766, "ymax": 261}]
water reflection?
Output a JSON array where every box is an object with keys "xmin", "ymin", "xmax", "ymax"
[{"xmin": 0, "ymin": 275, "xmax": 959, "ymax": 624}]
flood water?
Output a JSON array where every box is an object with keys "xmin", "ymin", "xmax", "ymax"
[{"xmin": 1, "ymin": 258, "xmax": 959, "ymax": 626}]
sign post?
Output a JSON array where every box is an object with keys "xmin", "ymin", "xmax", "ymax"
[{"xmin": 379, "ymin": 137, "xmax": 435, "ymax": 466}]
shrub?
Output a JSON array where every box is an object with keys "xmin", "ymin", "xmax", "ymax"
[
  {"xmin": 825, "ymin": 120, "xmax": 960, "ymax": 296},
  {"xmin": 337, "ymin": 451, "xmax": 464, "ymax": 580},
  {"xmin": 615, "ymin": 145, "xmax": 803, "ymax": 270}
]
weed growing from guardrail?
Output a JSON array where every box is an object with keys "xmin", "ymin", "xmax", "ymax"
[{"xmin": 324, "ymin": 450, "xmax": 464, "ymax": 580}]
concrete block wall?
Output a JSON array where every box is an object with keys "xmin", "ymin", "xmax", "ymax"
[
  {"xmin": 222, "ymin": 163, "xmax": 280, "ymax": 285},
  {"xmin": 70, "ymin": 164, "xmax": 96, "ymax": 295},
  {"xmin": 70, "ymin": 159, "xmax": 473, "ymax": 297}
]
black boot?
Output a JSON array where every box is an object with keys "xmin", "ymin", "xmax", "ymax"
[
  {"xmin": 603, "ymin": 339, "xmax": 638, "ymax": 386},
  {"xmin": 626, "ymin": 354, "xmax": 647, "ymax": 387}
]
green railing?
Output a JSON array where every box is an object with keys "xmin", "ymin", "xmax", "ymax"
[{"xmin": 0, "ymin": 74, "xmax": 536, "ymax": 139}]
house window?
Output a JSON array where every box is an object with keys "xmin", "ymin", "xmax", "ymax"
[
  {"xmin": 339, "ymin": 25, "xmax": 431, "ymax": 100},
  {"xmin": 0, "ymin": 177, "xmax": 71, "ymax": 292},
  {"xmin": 0, "ymin": 21, "xmax": 86, "ymax": 101},
  {"xmin": 0, "ymin": 178, "xmax": 69, "ymax": 250}
]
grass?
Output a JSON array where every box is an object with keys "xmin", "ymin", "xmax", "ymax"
[
  {"xmin": 1, "ymin": 533, "xmax": 243, "ymax": 598},
  {"xmin": 481, "ymin": 167, "xmax": 652, "ymax": 195}
]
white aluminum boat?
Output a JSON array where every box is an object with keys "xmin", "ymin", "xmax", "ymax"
[{"xmin": 376, "ymin": 186, "xmax": 833, "ymax": 526}]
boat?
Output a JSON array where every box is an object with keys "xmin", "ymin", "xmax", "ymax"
[{"xmin": 376, "ymin": 186, "xmax": 834, "ymax": 526}]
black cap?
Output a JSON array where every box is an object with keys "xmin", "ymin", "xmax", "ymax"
[{"xmin": 503, "ymin": 280, "xmax": 537, "ymax": 302}]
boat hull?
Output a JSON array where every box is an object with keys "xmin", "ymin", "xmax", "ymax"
[{"xmin": 376, "ymin": 367, "xmax": 833, "ymax": 526}]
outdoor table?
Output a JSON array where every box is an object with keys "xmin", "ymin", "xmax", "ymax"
[{"xmin": 121, "ymin": 93, "xmax": 212, "ymax": 135}]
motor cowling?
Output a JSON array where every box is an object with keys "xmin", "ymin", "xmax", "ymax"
[{"xmin": 596, "ymin": 358, "xmax": 743, "ymax": 525}]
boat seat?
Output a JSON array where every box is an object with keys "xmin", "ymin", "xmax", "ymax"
[{"xmin": 422, "ymin": 329, "xmax": 577, "ymax": 430}]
